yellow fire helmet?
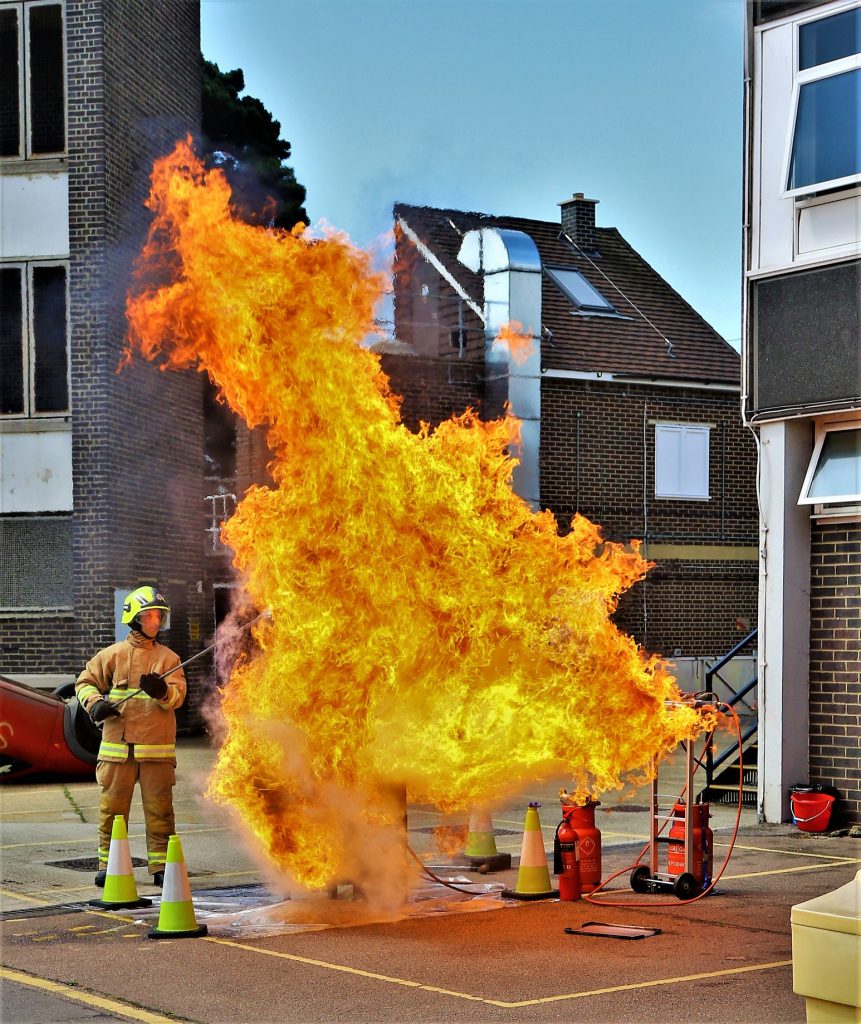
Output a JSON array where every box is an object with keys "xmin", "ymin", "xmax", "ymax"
[{"xmin": 121, "ymin": 585, "xmax": 170, "ymax": 629}]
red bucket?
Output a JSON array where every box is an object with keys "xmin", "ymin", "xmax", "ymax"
[{"xmin": 790, "ymin": 791, "xmax": 835, "ymax": 833}]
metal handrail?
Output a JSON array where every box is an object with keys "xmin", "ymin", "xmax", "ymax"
[
  {"xmin": 703, "ymin": 629, "xmax": 759, "ymax": 797},
  {"xmin": 716, "ymin": 675, "xmax": 757, "ymax": 712},
  {"xmin": 705, "ymin": 627, "xmax": 758, "ymax": 686},
  {"xmin": 709, "ymin": 721, "xmax": 758, "ymax": 775}
]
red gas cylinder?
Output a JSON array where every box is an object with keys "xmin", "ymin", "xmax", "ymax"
[
  {"xmin": 554, "ymin": 817, "xmax": 581, "ymax": 901},
  {"xmin": 667, "ymin": 801, "xmax": 713, "ymax": 885},
  {"xmin": 561, "ymin": 802, "xmax": 601, "ymax": 892}
]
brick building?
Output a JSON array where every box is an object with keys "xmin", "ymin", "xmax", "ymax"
[
  {"xmin": 386, "ymin": 198, "xmax": 758, "ymax": 666},
  {"xmin": 744, "ymin": 0, "xmax": 861, "ymax": 824},
  {"xmin": 0, "ymin": 0, "xmax": 212, "ymax": 726}
]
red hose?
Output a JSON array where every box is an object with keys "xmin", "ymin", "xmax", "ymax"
[{"xmin": 582, "ymin": 702, "xmax": 745, "ymax": 908}]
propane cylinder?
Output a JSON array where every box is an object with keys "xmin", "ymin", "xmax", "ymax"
[
  {"xmin": 667, "ymin": 801, "xmax": 713, "ymax": 885},
  {"xmin": 560, "ymin": 802, "xmax": 601, "ymax": 892},
  {"xmin": 553, "ymin": 817, "xmax": 581, "ymax": 901}
]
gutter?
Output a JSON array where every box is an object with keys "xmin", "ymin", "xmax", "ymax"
[{"xmin": 540, "ymin": 368, "xmax": 740, "ymax": 393}]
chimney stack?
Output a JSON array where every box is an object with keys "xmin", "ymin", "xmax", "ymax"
[{"xmin": 559, "ymin": 193, "xmax": 599, "ymax": 253}]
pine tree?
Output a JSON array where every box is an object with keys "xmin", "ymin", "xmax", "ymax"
[{"xmin": 201, "ymin": 57, "xmax": 308, "ymax": 230}]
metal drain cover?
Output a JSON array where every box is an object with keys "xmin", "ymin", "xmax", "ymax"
[
  {"xmin": 47, "ymin": 857, "xmax": 148, "ymax": 871},
  {"xmin": 46, "ymin": 856, "xmax": 212, "ymax": 878}
]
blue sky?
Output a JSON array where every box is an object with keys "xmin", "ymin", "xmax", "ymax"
[{"xmin": 201, "ymin": 0, "xmax": 744, "ymax": 346}]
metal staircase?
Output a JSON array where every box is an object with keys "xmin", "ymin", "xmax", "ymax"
[{"xmin": 698, "ymin": 628, "xmax": 759, "ymax": 806}]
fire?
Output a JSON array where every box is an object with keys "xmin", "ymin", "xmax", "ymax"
[
  {"xmin": 125, "ymin": 139, "xmax": 714, "ymax": 894},
  {"xmin": 492, "ymin": 320, "xmax": 534, "ymax": 364}
]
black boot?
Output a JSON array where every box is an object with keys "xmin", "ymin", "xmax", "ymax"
[
  {"xmin": 94, "ymin": 869, "xmax": 107, "ymax": 888},
  {"xmin": 152, "ymin": 870, "xmax": 164, "ymax": 888}
]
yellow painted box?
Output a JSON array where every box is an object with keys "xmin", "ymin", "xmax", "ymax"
[{"xmin": 791, "ymin": 868, "xmax": 861, "ymax": 1024}]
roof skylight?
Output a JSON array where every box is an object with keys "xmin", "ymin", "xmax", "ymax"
[{"xmin": 546, "ymin": 267, "xmax": 614, "ymax": 313}]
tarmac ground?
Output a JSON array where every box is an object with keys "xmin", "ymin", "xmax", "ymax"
[{"xmin": 2, "ymin": 736, "xmax": 860, "ymax": 1024}]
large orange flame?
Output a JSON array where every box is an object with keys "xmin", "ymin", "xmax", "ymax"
[
  {"xmin": 491, "ymin": 320, "xmax": 534, "ymax": 364},
  {"xmin": 126, "ymin": 139, "xmax": 713, "ymax": 893}
]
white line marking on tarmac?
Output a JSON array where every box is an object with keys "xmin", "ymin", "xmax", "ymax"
[
  {"xmin": 722, "ymin": 842, "xmax": 861, "ymax": 863},
  {"xmin": 0, "ymin": 966, "xmax": 181, "ymax": 1024},
  {"xmin": 204, "ymin": 936, "xmax": 793, "ymax": 1009}
]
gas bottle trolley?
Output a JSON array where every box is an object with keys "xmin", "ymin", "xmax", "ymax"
[{"xmin": 629, "ymin": 701, "xmax": 715, "ymax": 900}]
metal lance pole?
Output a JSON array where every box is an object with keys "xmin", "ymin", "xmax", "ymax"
[{"xmin": 110, "ymin": 610, "xmax": 270, "ymax": 707}]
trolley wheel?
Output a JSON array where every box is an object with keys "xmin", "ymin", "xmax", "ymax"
[
  {"xmin": 630, "ymin": 866, "xmax": 651, "ymax": 894},
  {"xmin": 673, "ymin": 872, "xmax": 698, "ymax": 900}
]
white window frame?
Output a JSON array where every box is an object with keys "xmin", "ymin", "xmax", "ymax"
[
  {"xmin": 781, "ymin": 2, "xmax": 861, "ymax": 198},
  {"xmin": 799, "ymin": 419, "xmax": 861, "ymax": 512},
  {"xmin": 1, "ymin": 259, "xmax": 70, "ymax": 419},
  {"xmin": 654, "ymin": 423, "xmax": 710, "ymax": 501},
  {"xmin": 0, "ymin": 0, "xmax": 67, "ymax": 162}
]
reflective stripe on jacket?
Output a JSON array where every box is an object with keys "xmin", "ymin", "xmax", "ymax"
[{"xmin": 75, "ymin": 632, "xmax": 186, "ymax": 763}]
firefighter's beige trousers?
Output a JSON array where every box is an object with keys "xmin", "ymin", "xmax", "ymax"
[{"xmin": 96, "ymin": 756, "xmax": 176, "ymax": 875}]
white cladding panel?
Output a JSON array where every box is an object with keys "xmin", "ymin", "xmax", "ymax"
[
  {"xmin": 798, "ymin": 192, "xmax": 861, "ymax": 254},
  {"xmin": 0, "ymin": 430, "xmax": 73, "ymax": 512},
  {"xmin": 753, "ymin": 5, "xmax": 861, "ymax": 273},
  {"xmin": 756, "ymin": 21, "xmax": 795, "ymax": 270},
  {"xmin": 0, "ymin": 172, "xmax": 69, "ymax": 259}
]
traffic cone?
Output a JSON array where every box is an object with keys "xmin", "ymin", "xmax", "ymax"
[
  {"xmin": 147, "ymin": 834, "xmax": 207, "ymax": 939},
  {"xmin": 89, "ymin": 815, "xmax": 152, "ymax": 910},
  {"xmin": 502, "ymin": 802, "xmax": 558, "ymax": 900},
  {"xmin": 464, "ymin": 806, "xmax": 511, "ymax": 872}
]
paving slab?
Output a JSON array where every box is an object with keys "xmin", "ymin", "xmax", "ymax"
[
  {"xmin": 3, "ymin": 833, "xmax": 860, "ymax": 1023},
  {"xmin": 3, "ymin": 737, "xmax": 860, "ymax": 1023}
]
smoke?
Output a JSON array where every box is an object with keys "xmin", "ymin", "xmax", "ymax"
[{"xmin": 199, "ymin": 590, "xmax": 261, "ymax": 744}]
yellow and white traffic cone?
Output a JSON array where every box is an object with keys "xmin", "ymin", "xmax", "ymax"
[
  {"xmin": 464, "ymin": 806, "xmax": 511, "ymax": 872},
  {"xmin": 147, "ymin": 834, "xmax": 207, "ymax": 939},
  {"xmin": 502, "ymin": 802, "xmax": 557, "ymax": 900},
  {"xmin": 89, "ymin": 815, "xmax": 152, "ymax": 910}
]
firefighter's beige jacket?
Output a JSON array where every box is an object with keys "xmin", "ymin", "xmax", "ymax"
[{"xmin": 75, "ymin": 632, "xmax": 186, "ymax": 763}]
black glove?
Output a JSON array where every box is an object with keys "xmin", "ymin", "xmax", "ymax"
[
  {"xmin": 90, "ymin": 699, "xmax": 121, "ymax": 724},
  {"xmin": 139, "ymin": 673, "xmax": 168, "ymax": 700}
]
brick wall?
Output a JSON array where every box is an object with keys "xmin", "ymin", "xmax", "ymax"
[
  {"xmin": 809, "ymin": 521, "xmax": 861, "ymax": 824},
  {"xmin": 614, "ymin": 560, "xmax": 758, "ymax": 657},
  {"xmin": 104, "ymin": 0, "xmax": 206, "ymax": 727},
  {"xmin": 0, "ymin": 0, "xmax": 209, "ymax": 725},
  {"xmin": 380, "ymin": 355, "xmax": 485, "ymax": 431},
  {"xmin": 540, "ymin": 381, "xmax": 757, "ymax": 544},
  {"xmin": 376, "ymin": 368, "xmax": 758, "ymax": 659},
  {"xmin": 0, "ymin": 615, "xmax": 77, "ymax": 677},
  {"xmin": 540, "ymin": 379, "xmax": 758, "ymax": 657}
]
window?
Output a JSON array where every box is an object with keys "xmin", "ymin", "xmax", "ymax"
[
  {"xmin": 0, "ymin": 0, "xmax": 65, "ymax": 160},
  {"xmin": 799, "ymin": 6, "xmax": 861, "ymax": 70},
  {"xmin": 655, "ymin": 424, "xmax": 710, "ymax": 500},
  {"xmin": 799, "ymin": 422, "xmax": 861, "ymax": 506},
  {"xmin": 545, "ymin": 267, "xmax": 615, "ymax": 313},
  {"xmin": 784, "ymin": 8, "xmax": 861, "ymax": 195},
  {"xmin": 203, "ymin": 379, "xmax": 237, "ymax": 480},
  {"xmin": 0, "ymin": 262, "xmax": 69, "ymax": 417}
]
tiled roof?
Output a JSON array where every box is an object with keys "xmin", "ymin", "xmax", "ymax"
[{"xmin": 394, "ymin": 203, "xmax": 740, "ymax": 385}]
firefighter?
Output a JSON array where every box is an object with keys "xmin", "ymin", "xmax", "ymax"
[{"xmin": 75, "ymin": 586, "xmax": 186, "ymax": 888}]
